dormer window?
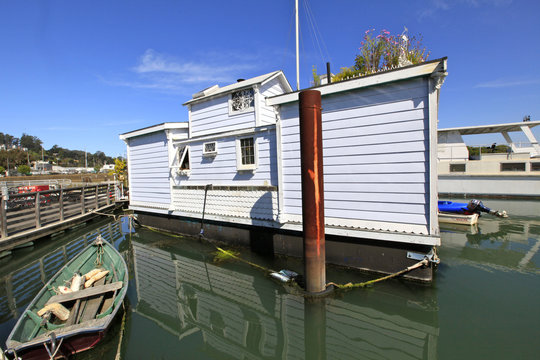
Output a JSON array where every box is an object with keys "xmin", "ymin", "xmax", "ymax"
[{"xmin": 229, "ymin": 88, "xmax": 254, "ymax": 114}]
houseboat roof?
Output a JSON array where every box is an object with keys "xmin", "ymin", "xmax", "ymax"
[
  {"xmin": 119, "ymin": 122, "xmax": 188, "ymax": 140},
  {"xmin": 267, "ymin": 57, "xmax": 448, "ymax": 106},
  {"xmin": 182, "ymin": 70, "xmax": 292, "ymax": 106},
  {"xmin": 438, "ymin": 121, "xmax": 540, "ymax": 135}
]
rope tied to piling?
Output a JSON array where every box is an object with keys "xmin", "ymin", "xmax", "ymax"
[
  {"xmin": 327, "ymin": 258, "xmax": 430, "ymax": 291},
  {"xmin": 138, "ymin": 223, "xmax": 432, "ymax": 293}
]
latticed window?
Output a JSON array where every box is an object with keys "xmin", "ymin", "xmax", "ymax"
[
  {"xmin": 230, "ymin": 88, "xmax": 254, "ymax": 112},
  {"xmin": 240, "ymin": 138, "xmax": 255, "ymax": 165},
  {"xmin": 203, "ymin": 141, "xmax": 217, "ymax": 156}
]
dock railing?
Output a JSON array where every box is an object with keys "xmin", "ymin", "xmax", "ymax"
[{"xmin": 0, "ymin": 184, "xmax": 115, "ymax": 239}]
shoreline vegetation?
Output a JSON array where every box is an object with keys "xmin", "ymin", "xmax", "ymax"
[{"xmin": 0, "ymin": 132, "xmax": 119, "ymax": 175}]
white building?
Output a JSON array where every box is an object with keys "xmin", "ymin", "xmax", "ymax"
[{"xmin": 120, "ymin": 59, "xmax": 448, "ymax": 281}]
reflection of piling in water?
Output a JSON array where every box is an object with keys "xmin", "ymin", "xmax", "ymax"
[{"xmin": 304, "ymin": 297, "xmax": 326, "ymax": 360}]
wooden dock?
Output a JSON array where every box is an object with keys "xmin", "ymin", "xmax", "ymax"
[{"xmin": 0, "ymin": 184, "xmax": 125, "ymax": 252}]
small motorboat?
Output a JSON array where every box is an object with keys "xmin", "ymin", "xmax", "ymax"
[
  {"xmin": 438, "ymin": 199, "xmax": 507, "ymax": 225},
  {"xmin": 5, "ymin": 236, "xmax": 128, "ymax": 360}
]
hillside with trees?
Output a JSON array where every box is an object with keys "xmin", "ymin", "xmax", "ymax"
[{"xmin": 0, "ymin": 132, "xmax": 119, "ymax": 173}]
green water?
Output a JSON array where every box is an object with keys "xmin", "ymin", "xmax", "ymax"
[{"xmin": 1, "ymin": 198, "xmax": 539, "ymax": 359}]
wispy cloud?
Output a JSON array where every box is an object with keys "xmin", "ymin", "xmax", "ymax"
[
  {"xmin": 102, "ymin": 49, "xmax": 267, "ymax": 94},
  {"xmin": 475, "ymin": 77, "xmax": 540, "ymax": 88},
  {"xmin": 419, "ymin": 0, "xmax": 512, "ymax": 18}
]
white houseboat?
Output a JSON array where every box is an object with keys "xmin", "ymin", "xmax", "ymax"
[
  {"xmin": 120, "ymin": 58, "xmax": 448, "ymax": 281},
  {"xmin": 438, "ymin": 121, "xmax": 540, "ymax": 199}
]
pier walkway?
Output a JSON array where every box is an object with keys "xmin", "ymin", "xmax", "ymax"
[{"xmin": 0, "ymin": 184, "xmax": 125, "ymax": 252}]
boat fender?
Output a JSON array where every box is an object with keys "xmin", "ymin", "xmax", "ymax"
[
  {"xmin": 83, "ymin": 268, "xmax": 101, "ymax": 281},
  {"xmin": 37, "ymin": 303, "xmax": 70, "ymax": 321},
  {"xmin": 70, "ymin": 274, "xmax": 83, "ymax": 292},
  {"xmin": 57, "ymin": 286, "xmax": 72, "ymax": 294},
  {"xmin": 270, "ymin": 269, "xmax": 299, "ymax": 283},
  {"xmin": 270, "ymin": 272, "xmax": 291, "ymax": 282},
  {"xmin": 84, "ymin": 270, "xmax": 109, "ymax": 288}
]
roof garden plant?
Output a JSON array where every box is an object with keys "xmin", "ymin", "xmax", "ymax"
[{"xmin": 329, "ymin": 28, "xmax": 430, "ymax": 83}]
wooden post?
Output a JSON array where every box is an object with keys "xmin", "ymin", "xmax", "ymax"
[
  {"xmin": 95, "ymin": 185, "xmax": 99, "ymax": 210},
  {"xmin": 1, "ymin": 195, "xmax": 7, "ymax": 238},
  {"xmin": 106, "ymin": 184, "xmax": 111, "ymax": 205},
  {"xmin": 59, "ymin": 189, "xmax": 64, "ymax": 221},
  {"xmin": 299, "ymin": 90, "xmax": 326, "ymax": 293},
  {"xmin": 81, "ymin": 187, "xmax": 86, "ymax": 214},
  {"xmin": 35, "ymin": 192, "xmax": 41, "ymax": 228}
]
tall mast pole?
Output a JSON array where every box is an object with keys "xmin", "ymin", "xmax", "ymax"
[{"xmin": 295, "ymin": 0, "xmax": 300, "ymax": 90}]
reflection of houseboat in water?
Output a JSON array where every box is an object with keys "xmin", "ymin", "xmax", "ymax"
[
  {"xmin": 438, "ymin": 121, "xmax": 540, "ymax": 199},
  {"xmin": 121, "ymin": 59, "xmax": 448, "ymax": 281},
  {"xmin": 129, "ymin": 238, "xmax": 439, "ymax": 360}
]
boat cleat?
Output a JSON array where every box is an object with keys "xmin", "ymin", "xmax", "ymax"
[{"xmin": 407, "ymin": 249, "xmax": 440, "ymax": 265}]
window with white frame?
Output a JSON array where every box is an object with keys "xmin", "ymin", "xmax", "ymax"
[
  {"xmin": 229, "ymin": 88, "xmax": 254, "ymax": 114},
  {"xmin": 177, "ymin": 145, "xmax": 190, "ymax": 175},
  {"xmin": 236, "ymin": 136, "xmax": 257, "ymax": 171},
  {"xmin": 202, "ymin": 141, "xmax": 217, "ymax": 157}
]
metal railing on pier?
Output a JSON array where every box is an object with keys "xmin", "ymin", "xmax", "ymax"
[{"xmin": 0, "ymin": 179, "xmax": 72, "ymax": 189}]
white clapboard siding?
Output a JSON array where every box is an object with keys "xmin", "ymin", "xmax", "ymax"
[
  {"xmin": 127, "ymin": 131, "xmax": 171, "ymax": 207},
  {"xmin": 190, "ymin": 94, "xmax": 256, "ymax": 137},
  {"xmin": 259, "ymin": 78, "xmax": 286, "ymax": 125},
  {"xmin": 176, "ymin": 130, "xmax": 278, "ymax": 186},
  {"xmin": 279, "ymin": 78, "xmax": 431, "ymax": 231}
]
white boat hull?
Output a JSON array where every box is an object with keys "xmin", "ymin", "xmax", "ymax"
[{"xmin": 438, "ymin": 212, "xmax": 479, "ymax": 225}]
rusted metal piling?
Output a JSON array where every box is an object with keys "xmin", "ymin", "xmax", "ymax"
[{"xmin": 299, "ymin": 90, "xmax": 326, "ymax": 293}]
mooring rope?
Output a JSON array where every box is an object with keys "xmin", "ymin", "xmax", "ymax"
[
  {"xmin": 114, "ymin": 303, "xmax": 127, "ymax": 360},
  {"xmin": 137, "ymin": 224, "xmax": 429, "ymax": 292},
  {"xmin": 94, "ymin": 240, "xmax": 104, "ymax": 267},
  {"xmin": 326, "ymin": 259, "xmax": 429, "ymax": 290},
  {"xmin": 43, "ymin": 336, "xmax": 64, "ymax": 360}
]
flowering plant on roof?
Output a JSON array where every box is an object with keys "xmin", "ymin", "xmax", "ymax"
[{"xmin": 332, "ymin": 28, "xmax": 430, "ymax": 82}]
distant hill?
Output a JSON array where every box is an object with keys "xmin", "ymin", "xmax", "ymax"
[{"xmin": 0, "ymin": 132, "xmax": 119, "ymax": 170}]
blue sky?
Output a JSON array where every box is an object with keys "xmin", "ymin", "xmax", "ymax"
[{"xmin": 1, "ymin": 0, "xmax": 539, "ymax": 157}]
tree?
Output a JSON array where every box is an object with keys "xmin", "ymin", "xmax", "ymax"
[
  {"xmin": 111, "ymin": 158, "xmax": 127, "ymax": 180},
  {"xmin": 0, "ymin": 165, "xmax": 5, "ymax": 175},
  {"xmin": 20, "ymin": 133, "xmax": 43, "ymax": 153},
  {"xmin": 17, "ymin": 165, "xmax": 31, "ymax": 175}
]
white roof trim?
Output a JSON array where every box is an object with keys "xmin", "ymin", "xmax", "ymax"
[
  {"xmin": 119, "ymin": 122, "xmax": 188, "ymax": 140},
  {"xmin": 267, "ymin": 58, "xmax": 447, "ymax": 106},
  {"xmin": 182, "ymin": 71, "xmax": 288, "ymax": 106},
  {"xmin": 439, "ymin": 121, "xmax": 540, "ymax": 135},
  {"xmin": 171, "ymin": 125, "xmax": 276, "ymax": 144}
]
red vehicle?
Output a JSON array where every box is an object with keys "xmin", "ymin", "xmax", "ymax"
[
  {"xmin": 10, "ymin": 185, "xmax": 53, "ymax": 210},
  {"xmin": 17, "ymin": 185, "xmax": 50, "ymax": 193}
]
